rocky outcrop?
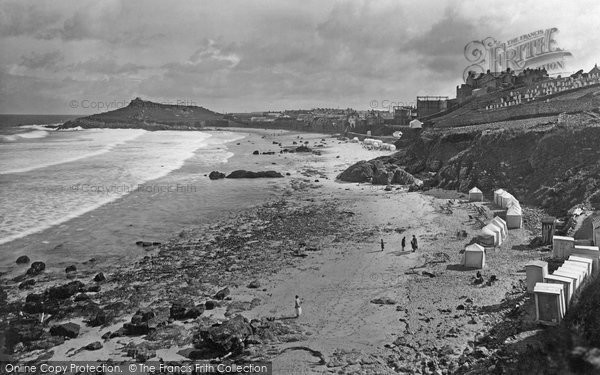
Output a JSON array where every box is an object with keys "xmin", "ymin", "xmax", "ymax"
[
  {"xmin": 226, "ymin": 170, "xmax": 283, "ymax": 179},
  {"xmin": 337, "ymin": 160, "xmax": 421, "ymax": 186},
  {"xmin": 208, "ymin": 171, "xmax": 226, "ymax": 180},
  {"xmin": 26, "ymin": 261, "xmax": 45, "ymax": 276},
  {"xmin": 50, "ymin": 322, "xmax": 80, "ymax": 339},
  {"xmin": 16, "ymin": 255, "xmax": 30, "ymax": 264},
  {"xmin": 59, "ymin": 98, "xmax": 225, "ymax": 131},
  {"xmin": 344, "ymin": 117, "xmax": 600, "ymax": 215},
  {"xmin": 198, "ymin": 315, "xmax": 253, "ymax": 355}
]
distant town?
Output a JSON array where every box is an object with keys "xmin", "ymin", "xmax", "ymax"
[{"xmin": 226, "ymin": 63, "xmax": 600, "ymax": 135}]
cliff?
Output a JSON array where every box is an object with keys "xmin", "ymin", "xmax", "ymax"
[
  {"xmin": 339, "ymin": 112, "xmax": 600, "ymax": 215},
  {"xmin": 59, "ymin": 98, "xmax": 227, "ymax": 130}
]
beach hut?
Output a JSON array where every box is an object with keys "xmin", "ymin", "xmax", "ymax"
[
  {"xmin": 499, "ymin": 191, "xmax": 515, "ymax": 209},
  {"xmin": 493, "ymin": 189, "xmax": 505, "ymax": 207},
  {"xmin": 409, "ymin": 119, "xmax": 423, "ymax": 129},
  {"xmin": 593, "ymin": 216, "xmax": 600, "ymax": 247},
  {"xmin": 541, "ymin": 217, "xmax": 556, "ymax": 245},
  {"xmin": 525, "ymin": 260, "xmax": 548, "ymax": 293},
  {"xmin": 572, "ymin": 245, "xmax": 600, "ymax": 274},
  {"xmin": 533, "ymin": 282, "xmax": 565, "ymax": 324},
  {"xmin": 545, "ymin": 274, "xmax": 574, "ymax": 306},
  {"xmin": 506, "ymin": 202, "xmax": 523, "ymax": 229},
  {"xmin": 463, "ymin": 243, "xmax": 486, "ymax": 268},
  {"xmin": 553, "ymin": 235, "xmax": 575, "ymax": 258},
  {"xmin": 482, "ymin": 224, "xmax": 502, "ymax": 246},
  {"xmin": 490, "ymin": 217, "xmax": 508, "ymax": 242},
  {"xmin": 553, "ymin": 269, "xmax": 581, "ymax": 291},
  {"xmin": 468, "ymin": 187, "xmax": 483, "ymax": 202},
  {"xmin": 562, "ymin": 261, "xmax": 589, "ymax": 279},
  {"xmin": 557, "ymin": 265, "xmax": 586, "ymax": 286},
  {"xmin": 568, "ymin": 255, "xmax": 593, "ymax": 276}
]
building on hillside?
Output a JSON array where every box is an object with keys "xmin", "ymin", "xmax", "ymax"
[
  {"xmin": 417, "ymin": 96, "xmax": 448, "ymax": 118},
  {"xmin": 589, "ymin": 64, "xmax": 600, "ymax": 76},
  {"xmin": 393, "ymin": 106, "xmax": 415, "ymax": 125}
]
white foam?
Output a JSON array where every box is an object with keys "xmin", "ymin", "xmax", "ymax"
[{"xmin": 0, "ymin": 130, "xmax": 243, "ymax": 245}]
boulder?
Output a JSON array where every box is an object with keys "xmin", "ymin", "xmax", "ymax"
[
  {"xmin": 225, "ymin": 170, "xmax": 283, "ymax": 179},
  {"xmin": 93, "ymin": 272, "xmax": 106, "ymax": 282},
  {"xmin": 50, "ymin": 322, "xmax": 80, "ymax": 339},
  {"xmin": 85, "ymin": 284, "xmax": 101, "ymax": 293},
  {"xmin": 74, "ymin": 293, "xmax": 90, "ymax": 302},
  {"xmin": 214, "ymin": 287, "xmax": 230, "ymax": 300},
  {"xmin": 208, "ymin": 171, "xmax": 226, "ymax": 180},
  {"xmin": 26, "ymin": 261, "xmax": 46, "ymax": 276},
  {"xmin": 205, "ymin": 301, "xmax": 217, "ymax": 310},
  {"xmin": 337, "ymin": 161, "xmax": 374, "ymax": 182},
  {"xmin": 16, "ymin": 255, "xmax": 30, "ymax": 264},
  {"xmin": 0, "ymin": 287, "xmax": 6, "ymax": 303},
  {"xmin": 65, "ymin": 265, "xmax": 77, "ymax": 273},
  {"xmin": 87, "ymin": 309, "xmax": 109, "ymax": 327},
  {"xmin": 296, "ymin": 145, "xmax": 312, "ymax": 152},
  {"xmin": 247, "ymin": 280, "xmax": 261, "ymax": 289},
  {"xmin": 18, "ymin": 279, "xmax": 36, "ymax": 290},
  {"xmin": 252, "ymin": 150, "xmax": 260, "ymax": 155},
  {"xmin": 392, "ymin": 168, "xmax": 419, "ymax": 185},
  {"xmin": 371, "ymin": 297, "xmax": 397, "ymax": 305},
  {"xmin": 170, "ymin": 301, "xmax": 204, "ymax": 320},
  {"xmin": 124, "ymin": 308, "xmax": 155, "ymax": 335},
  {"xmin": 83, "ymin": 341, "xmax": 103, "ymax": 351},
  {"xmin": 47, "ymin": 281, "xmax": 84, "ymax": 300},
  {"xmin": 5, "ymin": 319, "xmax": 44, "ymax": 352},
  {"xmin": 199, "ymin": 315, "xmax": 253, "ymax": 355}
]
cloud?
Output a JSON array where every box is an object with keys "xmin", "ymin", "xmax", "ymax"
[{"xmin": 19, "ymin": 50, "xmax": 64, "ymax": 70}]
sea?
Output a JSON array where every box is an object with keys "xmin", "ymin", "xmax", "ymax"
[{"xmin": 0, "ymin": 115, "xmax": 282, "ymax": 270}]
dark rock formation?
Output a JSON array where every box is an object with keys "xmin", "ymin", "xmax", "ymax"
[
  {"xmin": 336, "ymin": 160, "xmax": 375, "ymax": 182},
  {"xmin": 50, "ymin": 322, "xmax": 80, "ymax": 339},
  {"xmin": 83, "ymin": 341, "xmax": 103, "ymax": 351},
  {"xmin": 65, "ymin": 265, "xmax": 77, "ymax": 273},
  {"xmin": 19, "ymin": 279, "xmax": 36, "ymax": 289},
  {"xmin": 214, "ymin": 287, "xmax": 230, "ymax": 300},
  {"xmin": 170, "ymin": 301, "xmax": 204, "ymax": 320},
  {"xmin": 16, "ymin": 255, "xmax": 30, "ymax": 264},
  {"xmin": 205, "ymin": 301, "xmax": 217, "ymax": 310},
  {"xmin": 26, "ymin": 261, "xmax": 45, "ymax": 276},
  {"xmin": 208, "ymin": 171, "xmax": 226, "ymax": 180},
  {"xmin": 226, "ymin": 170, "xmax": 283, "ymax": 178},
  {"xmin": 247, "ymin": 280, "xmax": 261, "ymax": 289},
  {"xmin": 198, "ymin": 315, "xmax": 253, "ymax": 355},
  {"xmin": 47, "ymin": 281, "xmax": 84, "ymax": 300},
  {"xmin": 296, "ymin": 145, "xmax": 312, "ymax": 152},
  {"xmin": 5, "ymin": 318, "xmax": 44, "ymax": 352},
  {"xmin": 93, "ymin": 272, "xmax": 106, "ymax": 282}
]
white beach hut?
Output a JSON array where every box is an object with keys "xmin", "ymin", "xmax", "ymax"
[
  {"xmin": 468, "ymin": 187, "xmax": 483, "ymax": 202},
  {"xmin": 482, "ymin": 224, "xmax": 502, "ymax": 246},
  {"xmin": 568, "ymin": 255, "xmax": 593, "ymax": 276},
  {"xmin": 506, "ymin": 202, "xmax": 523, "ymax": 229},
  {"xmin": 572, "ymin": 245, "xmax": 600, "ymax": 274},
  {"xmin": 499, "ymin": 191, "xmax": 515, "ymax": 209},
  {"xmin": 490, "ymin": 217, "xmax": 508, "ymax": 242},
  {"xmin": 463, "ymin": 243, "xmax": 486, "ymax": 268},
  {"xmin": 533, "ymin": 282, "xmax": 565, "ymax": 324},
  {"xmin": 493, "ymin": 189, "xmax": 505, "ymax": 207},
  {"xmin": 525, "ymin": 260, "xmax": 548, "ymax": 293},
  {"xmin": 545, "ymin": 274, "xmax": 574, "ymax": 306},
  {"xmin": 409, "ymin": 119, "xmax": 423, "ymax": 129},
  {"xmin": 553, "ymin": 235, "xmax": 575, "ymax": 258}
]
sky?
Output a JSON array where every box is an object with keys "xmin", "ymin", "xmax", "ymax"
[{"xmin": 1, "ymin": 0, "xmax": 599, "ymax": 114}]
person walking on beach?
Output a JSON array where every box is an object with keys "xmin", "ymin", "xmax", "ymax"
[
  {"xmin": 411, "ymin": 235, "xmax": 418, "ymax": 252},
  {"xmin": 401, "ymin": 236, "xmax": 406, "ymax": 252},
  {"xmin": 380, "ymin": 238, "xmax": 385, "ymax": 252},
  {"xmin": 295, "ymin": 295, "xmax": 302, "ymax": 318}
]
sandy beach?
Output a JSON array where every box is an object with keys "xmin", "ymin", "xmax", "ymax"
[{"xmin": 1, "ymin": 129, "xmax": 544, "ymax": 374}]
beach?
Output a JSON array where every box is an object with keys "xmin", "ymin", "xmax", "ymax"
[{"xmin": 1, "ymin": 128, "xmax": 544, "ymax": 374}]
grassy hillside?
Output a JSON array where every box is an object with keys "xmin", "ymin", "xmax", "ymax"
[{"xmin": 59, "ymin": 98, "xmax": 226, "ymax": 130}]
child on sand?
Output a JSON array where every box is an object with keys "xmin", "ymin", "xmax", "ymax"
[
  {"xmin": 402, "ymin": 236, "xmax": 406, "ymax": 252},
  {"xmin": 295, "ymin": 295, "xmax": 302, "ymax": 318},
  {"xmin": 411, "ymin": 235, "xmax": 418, "ymax": 252},
  {"xmin": 380, "ymin": 238, "xmax": 385, "ymax": 252}
]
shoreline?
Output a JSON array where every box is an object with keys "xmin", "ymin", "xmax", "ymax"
[{"xmin": 1, "ymin": 129, "xmax": 548, "ymax": 373}]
